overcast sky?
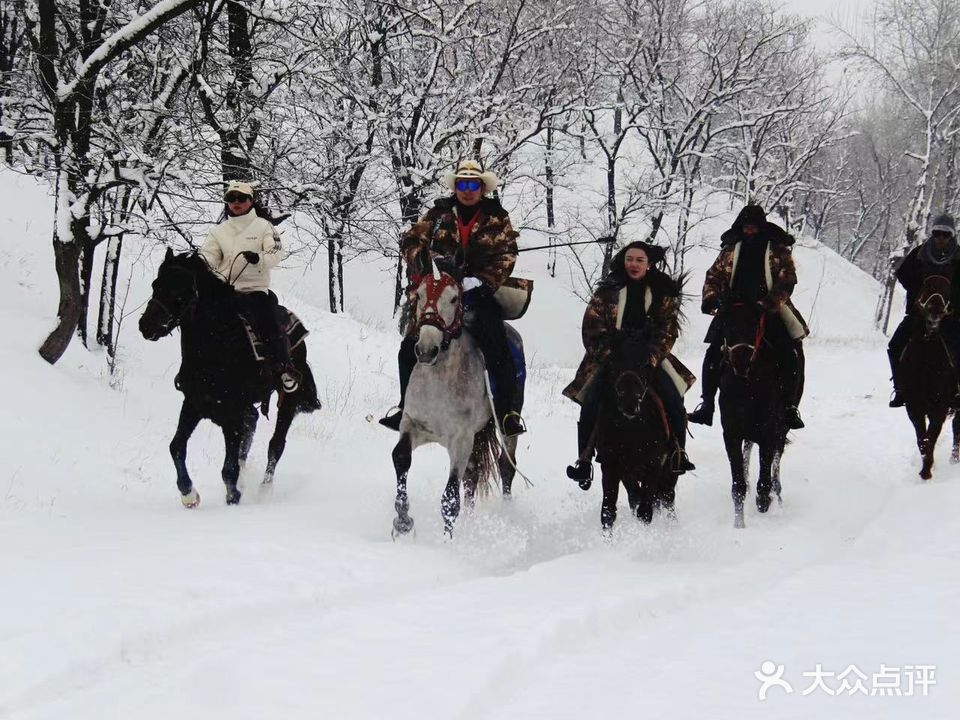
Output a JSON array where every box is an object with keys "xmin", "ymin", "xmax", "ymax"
[{"xmin": 783, "ymin": 0, "xmax": 874, "ymax": 49}]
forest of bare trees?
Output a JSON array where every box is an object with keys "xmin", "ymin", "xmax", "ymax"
[{"xmin": 1, "ymin": 0, "xmax": 958, "ymax": 364}]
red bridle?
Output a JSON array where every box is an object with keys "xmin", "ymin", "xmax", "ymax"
[{"xmin": 416, "ymin": 272, "xmax": 464, "ymax": 350}]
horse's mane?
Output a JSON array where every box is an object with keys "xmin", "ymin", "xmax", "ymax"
[{"xmin": 170, "ymin": 251, "xmax": 237, "ymax": 305}]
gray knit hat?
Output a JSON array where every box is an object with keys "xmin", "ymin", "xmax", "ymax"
[{"xmin": 931, "ymin": 213, "xmax": 956, "ymax": 237}]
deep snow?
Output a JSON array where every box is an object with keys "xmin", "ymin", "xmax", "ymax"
[{"xmin": 0, "ymin": 169, "xmax": 957, "ymax": 719}]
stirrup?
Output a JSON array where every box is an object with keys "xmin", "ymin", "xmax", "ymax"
[
  {"xmin": 280, "ymin": 371, "xmax": 300, "ymax": 393},
  {"xmin": 687, "ymin": 401, "xmax": 714, "ymax": 426},
  {"xmin": 669, "ymin": 447, "xmax": 695, "ymax": 475},
  {"xmin": 501, "ymin": 411, "xmax": 526, "ymax": 437},
  {"xmin": 378, "ymin": 406, "xmax": 403, "ymax": 431}
]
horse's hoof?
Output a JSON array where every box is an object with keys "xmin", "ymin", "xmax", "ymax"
[
  {"xmin": 920, "ymin": 469, "xmax": 932, "ymax": 481},
  {"xmin": 951, "ymin": 450, "xmax": 959, "ymax": 464},
  {"xmin": 757, "ymin": 494, "xmax": 772, "ymax": 513},
  {"xmin": 578, "ymin": 478, "xmax": 592, "ymax": 491},
  {"xmin": 734, "ymin": 513, "xmax": 746, "ymax": 529},
  {"xmin": 226, "ymin": 488, "xmax": 242, "ymax": 505},
  {"xmin": 392, "ymin": 515, "xmax": 414, "ymax": 538},
  {"xmin": 181, "ymin": 489, "xmax": 200, "ymax": 509}
]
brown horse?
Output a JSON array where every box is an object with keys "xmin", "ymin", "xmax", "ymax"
[
  {"xmin": 899, "ymin": 271, "xmax": 960, "ymax": 479},
  {"xmin": 594, "ymin": 334, "xmax": 676, "ymax": 531}
]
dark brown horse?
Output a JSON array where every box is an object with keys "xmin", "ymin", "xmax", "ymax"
[
  {"xmin": 899, "ymin": 271, "xmax": 960, "ymax": 479},
  {"xmin": 595, "ymin": 334, "xmax": 676, "ymax": 531},
  {"xmin": 139, "ymin": 250, "xmax": 321, "ymax": 507},
  {"xmin": 718, "ymin": 302, "xmax": 788, "ymax": 528}
]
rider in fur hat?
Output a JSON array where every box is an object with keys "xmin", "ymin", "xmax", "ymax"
[{"xmin": 687, "ymin": 204, "xmax": 809, "ymax": 429}]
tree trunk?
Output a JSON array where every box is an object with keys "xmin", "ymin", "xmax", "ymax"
[
  {"xmin": 39, "ymin": 235, "xmax": 83, "ymax": 364},
  {"xmin": 77, "ymin": 239, "xmax": 97, "ymax": 347},
  {"xmin": 337, "ymin": 237, "xmax": 345, "ymax": 313},
  {"xmin": 96, "ymin": 233, "xmax": 123, "ymax": 360},
  {"xmin": 327, "ymin": 232, "xmax": 338, "ymax": 314},
  {"xmin": 545, "ymin": 122, "xmax": 556, "ymax": 277}
]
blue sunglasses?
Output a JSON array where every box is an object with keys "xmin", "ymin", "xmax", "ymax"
[{"xmin": 455, "ymin": 178, "xmax": 483, "ymax": 192}]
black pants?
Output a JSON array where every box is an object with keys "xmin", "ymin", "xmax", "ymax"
[
  {"xmin": 577, "ymin": 365, "xmax": 687, "ymax": 449},
  {"xmin": 237, "ymin": 291, "xmax": 290, "ymax": 367},
  {"xmin": 699, "ymin": 322, "xmax": 805, "ymax": 407},
  {"xmin": 397, "ymin": 291, "xmax": 518, "ymax": 418}
]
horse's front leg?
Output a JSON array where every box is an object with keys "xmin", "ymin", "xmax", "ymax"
[
  {"xmin": 921, "ymin": 410, "xmax": 948, "ymax": 480},
  {"xmin": 724, "ymin": 431, "xmax": 748, "ymax": 529},
  {"xmin": 952, "ymin": 413, "xmax": 960, "ymax": 464},
  {"xmin": 170, "ymin": 400, "xmax": 202, "ymax": 508},
  {"xmin": 600, "ymin": 465, "xmax": 622, "ymax": 531},
  {"xmin": 756, "ymin": 441, "xmax": 776, "ymax": 513},
  {"xmin": 441, "ymin": 435, "xmax": 472, "ymax": 537},
  {"xmin": 221, "ymin": 422, "xmax": 243, "ymax": 505},
  {"xmin": 392, "ymin": 433, "xmax": 414, "ymax": 538},
  {"xmin": 239, "ymin": 405, "xmax": 259, "ymax": 468},
  {"xmin": 499, "ymin": 436, "xmax": 518, "ymax": 498},
  {"xmin": 905, "ymin": 404, "xmax": 928, "ymax": 473},
  {"xmin": 264, "ymin": 397, "xmax": 295, "ymax": 485},
  {"xmin": 771, "ymin": 439, "xmax": 784, "ymax": 505}
]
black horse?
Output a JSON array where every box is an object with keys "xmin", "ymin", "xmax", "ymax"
[
  {"xmin": 899, "ymin": 271, "xmax": 960, "ymax": 479},
  {"xmin": 595, "ymin": 334, "xmax": 677, "ymax": 531},
  {"xmin": 139, "ymin": 249, "xmax": 320, "ymax": 507},
  {"xmin": 718, "ymin": 302, "xmax": 789, "ymax": 528}
]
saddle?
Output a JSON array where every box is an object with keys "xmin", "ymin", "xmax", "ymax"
[{"xmin": 238, "ymin": 305, "xmax": 309, "ymax": 362}]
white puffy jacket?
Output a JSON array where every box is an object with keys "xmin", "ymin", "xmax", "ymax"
[{"xmin": 199, "ymin": 209, "xmax": 283, "ymax": 293}]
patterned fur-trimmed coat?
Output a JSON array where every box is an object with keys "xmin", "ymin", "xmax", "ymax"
[
  {"xmin": 400, "ymin": 196, "xmax": 519, "ymax": 288},
  {"xmin": 563, "ymin": 270, "xmax": 695, "ymax": 405},
  {"xmin": 701, "ymin": 227, "xmax": 810, "ymax": 342}
]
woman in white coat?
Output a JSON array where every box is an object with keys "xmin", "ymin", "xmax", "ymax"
[{"xmin": 199, "ymin": 181, "xmax": 298, "ymax": 392}]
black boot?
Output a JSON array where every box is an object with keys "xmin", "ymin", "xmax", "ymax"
[
  {"xmin": 566, "ymin": 420, "xmax": 594, "ymax": 488},
  {"xmin": 380, "ymin": 336, "xmax": 416, "ymax": 431},
  {"xmin": 670, "ymin": 417, "xmax": 695, "ymax": 474},
  {"xmin": 784, "ymin": 406, "xmax": 805, "ymax": 429},
  {"xmin": 889, "ymin": 391, "xmax": 905, "ymax": 408},
  {"xmin": 687, "ymin": 399, "xmax": 715, "ymax": 426},
  {"xmin": 782, "ymin": 342, "xmax": 805, "ymax": 429},
  {"xmin": 501, "ymin": 412, "xmax": 527, "ymax": 437},
  {"xmin": 688, "ymin": 342, "xmax": 721, "ymax": 426}
]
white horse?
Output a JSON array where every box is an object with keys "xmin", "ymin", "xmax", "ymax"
[{"xmin": 391, "ymin": 264, "xmax": 519, "ymax": 537}]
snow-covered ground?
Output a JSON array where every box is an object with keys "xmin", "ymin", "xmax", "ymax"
[{"xmin": 1, "ymin": 169, "xmax": 957, "ymax": 719}]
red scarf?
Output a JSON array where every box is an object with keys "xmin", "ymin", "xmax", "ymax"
[{"xmin": 457, "ymin": 211, "xmax": 483, "ymax": 248}]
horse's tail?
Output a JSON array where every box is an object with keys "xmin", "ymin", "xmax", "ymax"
[{"xmin": 471, "ymin": 419, "xmax": 501, "ymax": 497}]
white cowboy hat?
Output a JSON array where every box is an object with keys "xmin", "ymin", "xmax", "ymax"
[{"xmin": 442, "ymin": 159, "xmax": 499, "ymax": 194}]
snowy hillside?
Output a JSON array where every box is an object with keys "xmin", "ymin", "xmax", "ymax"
[{"xmin": 1, "ymin": 168, "xmax": 957, "ymax": 719}]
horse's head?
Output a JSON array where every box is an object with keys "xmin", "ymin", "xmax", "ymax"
[
  {"xmin": 413, "ymin": 257, "xmax": 464, "ymax": 365},
  {"xmin": 722, "ymin": 301, "xmax": 767, "ymax": 378},
  {"xmin": 607, "ymin": 332, "xmax": 651, "ymax": 419},
  {"xmin": 139, "ymin": 248, "xmax": 201, "ymax": 340},
  {"xmin": 916, "ymin": 273, "xmax": 953, "ymax": 335}
]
